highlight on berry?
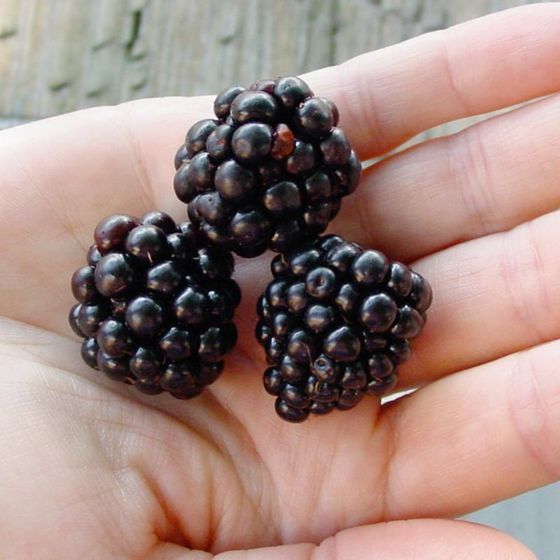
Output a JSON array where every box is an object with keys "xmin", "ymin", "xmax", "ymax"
[
  {"xmin": 255, "ymin": 235, "xmax": 432, "ymax": 423},
  {"xmin": 173, "ymin": 76, "xmax": 362, "ymax": 258},
  {"xmin": 69, "ymin": 212, "xmax": 241, "ymax": 399}
]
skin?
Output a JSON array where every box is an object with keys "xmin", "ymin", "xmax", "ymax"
[{"xmin": 1, "ymin": 4, "xmax": 560, "ymax": 558}]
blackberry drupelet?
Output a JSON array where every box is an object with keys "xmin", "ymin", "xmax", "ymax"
[
  {"xmin": 173, "ymin": 76, "xmax": 362, "ymax": 257},
  {"xmin": 255, "ymin": 235, "xmax": 432, "ymax": 422},
  {"xmin": 69, "ymin": 212, "xmax": 240, "ymax": 399}
]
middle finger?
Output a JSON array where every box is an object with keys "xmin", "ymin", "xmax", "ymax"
[{"xmin": 335, "ymin": 93, "xmax": 560, "ymax": 262}]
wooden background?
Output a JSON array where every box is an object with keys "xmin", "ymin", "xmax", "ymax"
[{"xmin": 0, "ymin": 0, "xmax": 558, "ymax": 557}]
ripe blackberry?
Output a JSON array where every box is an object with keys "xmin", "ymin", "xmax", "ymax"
[
  {"xmin": 173, "ymin": 76, "xmax": 362, "ymax": 257},
  {"xmin": 255, "ymin": 235, "xmax": 432, "ymax": 422},
  {"xmin": 69, "ymin": 212, "xmax": 240, "ymax": 399}
]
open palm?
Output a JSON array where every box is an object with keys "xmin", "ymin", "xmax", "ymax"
[{"xmin": 2, "ymin": 5, "xmax": 560, "ymax": 559}]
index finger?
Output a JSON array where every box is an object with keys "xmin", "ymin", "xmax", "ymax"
[{"xmin": 306, "ymin": 3, "xmax": 560, "ymax": 158}]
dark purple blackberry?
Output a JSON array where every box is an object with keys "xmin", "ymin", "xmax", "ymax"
[
  {"xmin": 69, "ymin": 212, "xmax": 240, "ymax": 399},
  {"xmin": 173, "ymin": 76, "xmax": 362, "ymax": 256},
  {"xmin": 256, "ymin": 235, "xmax": 432, "ymax": 422}
]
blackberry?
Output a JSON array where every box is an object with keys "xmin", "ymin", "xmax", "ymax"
[
  {"xmin": 255, "ymin": 235, "xmax": 432, "ymax": 422},
  {"xmin": 173, "ymin": 76, "xmax": 362, "ymax": 257},
  {"xmin": 69, "ymin": 212, "xmax": 240, "ymax": 399}
]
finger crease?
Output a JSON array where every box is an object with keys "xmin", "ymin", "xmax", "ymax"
[
  {"xmin": 337, "ymin": 60, "xmax": 388, "ymax": 156},
  {"xmin": 447, "ymin": 124, "xmax": 500, "ymax": 237},
  {"xmin": 507, "ymin": 349, "xmax": 560, "ymax": 481},
  {"xmin": 499, "ymin": 222, "xmax": 550, "ymax": 346},
  {"xmin": 438, "ymin": 27, "xmax": 473, "ymax": 116},
  {"xmin": 114, "ymin": 104, "xmax": 155, "ymax": 211},
  {"xmin": 377, "ymin": 399, "xmax": 405, "ymax": 520}
]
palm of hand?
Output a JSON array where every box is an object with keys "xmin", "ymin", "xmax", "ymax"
[
  {"xmin": 0, "ymin": 140, "xmax": 399, "ymax": 558},
  {"xmin": 2, "ymin": 6, "xmax": 560, "ymax": 559}
]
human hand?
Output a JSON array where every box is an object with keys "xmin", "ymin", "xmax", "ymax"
[{"xmin": 1, "ymin": 4, "xmax": 559, "ymax": 558}]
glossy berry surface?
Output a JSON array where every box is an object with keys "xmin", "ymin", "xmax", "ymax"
[
  {"xmin": 173, "ymin": 76, "xmax": 362, "ymax": 256},
  {"xmin": 69, "ymin": 212, "xmax": 240, "ymax": 399},
  {"xmin": 256, "ymin": 235, "xmax": 432, "ymax": 422}
]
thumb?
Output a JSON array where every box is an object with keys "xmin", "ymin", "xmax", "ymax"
[{"xmin": 149, "ymin": 518, "xmax": 536, "ymax": 559}]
